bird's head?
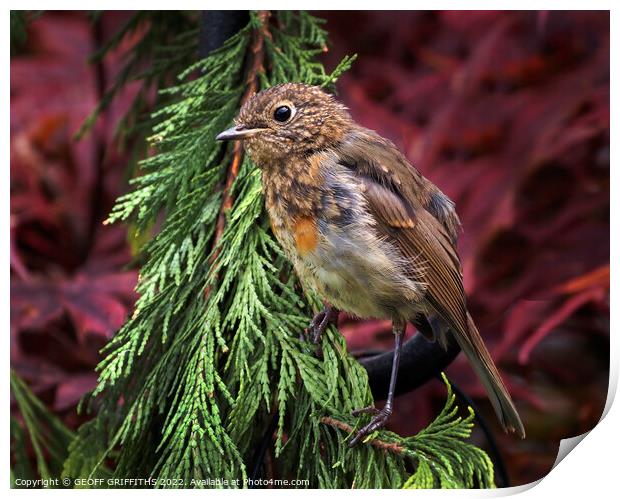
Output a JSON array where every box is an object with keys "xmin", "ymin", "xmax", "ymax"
[{"xmin": 216, "ymin": 83, "xmax": 352, "ymax": 166}]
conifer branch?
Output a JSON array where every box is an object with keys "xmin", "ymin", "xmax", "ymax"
[
  {"xmin": 320, "ymin": 417, "xmax": 405, "ymax": 455},
  {"xmin": 211, "ymin": 10, "xmax": 270, "ymax": 265}
]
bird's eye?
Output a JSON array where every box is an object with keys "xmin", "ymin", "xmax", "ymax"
[{"xmin": 273, "ymin": 105, "xmax": 292, "ymax": 123}]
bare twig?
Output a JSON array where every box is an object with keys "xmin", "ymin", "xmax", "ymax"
[{"xmin": 319, "ymin": 417, "xmax": 405, "ymax": 455}]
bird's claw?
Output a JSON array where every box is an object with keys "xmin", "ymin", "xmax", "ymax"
[
  {"xmin": 306, "ymin": 310, "xmax": 327, "ymax": 344},
  {"xmin": 348, "ymin": 407, "xmax": 392, "ymax": 447},
  {"xmin": 304, "ymin": 306, "xmax": 339, "ymax": 344}
]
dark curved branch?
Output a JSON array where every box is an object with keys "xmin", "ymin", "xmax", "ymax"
[
  {"xmin": 199, "ymin": 11, "xmax": 250, "ymax": 58},
  {"xmin": 358, "ymin": 317, "xmax": 461, "ymax": 399}
]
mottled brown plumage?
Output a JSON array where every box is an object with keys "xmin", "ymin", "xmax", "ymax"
[{"xmin": 217, "ymin": 82, "xmax": 525, "ymax": 444}]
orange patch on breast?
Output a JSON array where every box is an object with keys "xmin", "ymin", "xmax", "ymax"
[{"xmin": 293, "ymin": 217, "xmax": 319, "ymax": 256}]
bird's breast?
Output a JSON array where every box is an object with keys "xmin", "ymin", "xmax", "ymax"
[
  {"xmin": 262, "ymin": 160, "xmax": 427, "ymax": 321},
  {"xmin": 261, "ymin": 161, "xmax": 323, "ymax": 260}
]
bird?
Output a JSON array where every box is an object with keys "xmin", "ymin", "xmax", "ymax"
[{"xmin": 216, "ymin": 82, "xmax": 525, "ymax": 446}]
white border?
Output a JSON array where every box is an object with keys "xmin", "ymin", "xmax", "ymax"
[{"xmin": 5, "ymin": 3, "xmax": 615, "ymax": 497}]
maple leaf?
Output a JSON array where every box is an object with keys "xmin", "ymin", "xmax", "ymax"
[{"xmin": 10, "ymin": 13, "xmax": 139, "ymax": 420}]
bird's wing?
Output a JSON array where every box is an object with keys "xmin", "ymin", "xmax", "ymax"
[
  {"xmin": 338, "ymin": 128, "xmax": 461, "ymax": 243},
  {"xmin": 360, "ymin": 177, "xmax": 469, "ymax": 336},
  {"xmin": 337, "ymin": 130, "xmax": 469, "ymax": 335},
  {"xmin": 336, "ymin": 130, "xmax": 526, "ymax": 438}
]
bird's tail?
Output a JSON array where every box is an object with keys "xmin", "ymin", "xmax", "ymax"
[{"xmin": 453, "ymin": 314, "xmax": 525, "ymax": 439}]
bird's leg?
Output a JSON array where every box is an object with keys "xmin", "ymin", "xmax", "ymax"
[
  {"xmin": 305, "ymin": 304, "xmax": 340, "ymax": 344},
  {"xmin": 349, "ymin": 320, "xmax": 405, "ymax": 447}
]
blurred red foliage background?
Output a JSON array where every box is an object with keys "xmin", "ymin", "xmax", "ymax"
[{"xmin": 10, "ymin": 11, "xmax": 609, "ymax": 487}]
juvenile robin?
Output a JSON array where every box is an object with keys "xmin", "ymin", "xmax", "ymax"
[{"xmin": 217, "ymin": 83, "xmax": 525, "ymax": 445}]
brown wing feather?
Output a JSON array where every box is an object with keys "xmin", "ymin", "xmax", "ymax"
[
  {"xmin": 338, "ymin": 129, "xmax": 526, "ymax": 438},
  {"xmin": 358, "ymin": 177, "xmax": 469, "ymax": 337},
  {"xmin": 339, "ymin": 127, "xmax": 461, "ymax": 243},
  {"xmin": 338, "ymin": 127, "xmax": 468, "ymax": 335}
]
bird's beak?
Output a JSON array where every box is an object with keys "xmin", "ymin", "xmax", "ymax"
[{"xmin": 216, "ymin": 126, "xmax": 267, "ymax": 141}]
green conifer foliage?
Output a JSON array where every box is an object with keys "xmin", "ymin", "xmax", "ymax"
[
  {"xmin": 13, "ymin": 11, "xmax": 496, "ymax": 488},
  {"xmin": 10, "ymin": 371, "xmax": 75, "ymax": 486}
]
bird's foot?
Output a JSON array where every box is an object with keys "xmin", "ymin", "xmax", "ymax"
[
  {"xmin": 305, "ymin": 305, "xmax": 339, "ymax": 344},
  {"xmin": 348, "ymin": 406, "xmax": 392, "ymax": 447},
  {"xmin": 351, "ymin": 405, "xmax": 380, "ymax": 416}
]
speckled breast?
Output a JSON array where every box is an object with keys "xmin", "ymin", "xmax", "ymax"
[{"xmin": 261, "ymin": 160, "xmax": 427, "ymax": 322}]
